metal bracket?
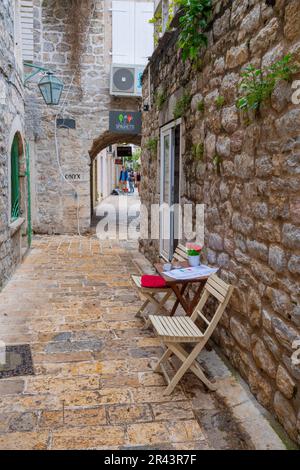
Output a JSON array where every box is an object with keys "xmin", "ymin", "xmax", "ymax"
[{"xmin": 23, "ymin": 62, "xmax": 55, "ymax": 85}]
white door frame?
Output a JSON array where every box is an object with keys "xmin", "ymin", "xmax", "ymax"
[{"xmin": 159, "ymin": 118, "xmax": 182, "ymax": 260}]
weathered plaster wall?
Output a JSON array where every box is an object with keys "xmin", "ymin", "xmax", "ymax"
[
  {"xmin": 0, "ymin": 0, "xmax": 27, "ymax": 289},
  {"xmin": 140, "ymin": 0, "xmax": 300, "ymax": 443},
  {"xmin": 26, "ymin": 0, "xmax": 141, "ymax": 234}
]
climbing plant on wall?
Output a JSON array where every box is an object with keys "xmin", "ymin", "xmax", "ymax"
[
  {"xmin": 236, "ymin": 54, "xmax": 298, "ymax": 112},
  {"xmin": 176, "ymin": 0, "xmax": 212, "ymax": 62}
]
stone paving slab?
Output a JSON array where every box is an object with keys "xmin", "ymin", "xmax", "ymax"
[{"xmin": 0, "ymin": 234, "xmax": 288, "ymax": 450}]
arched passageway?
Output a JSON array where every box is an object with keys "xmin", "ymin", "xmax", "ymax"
[
  {"xmin": 88, "ymin": 130, "xmax": 142, "ymax": 225},
  {"xmin": 89, "ymin": 130, "xmax": 141, "ymax": 161}
]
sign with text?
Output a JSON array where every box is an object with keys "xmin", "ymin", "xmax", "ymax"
[
  {"xmin": 64, "ymin": 173, "xmax": 82, "ymax": 181},
  {"xmin": 117, "ymin": 146, "xmax": 132, "ymax": 157},
  {"xmin": 114, "ymin": 158, "xmax": 123, "ymax": 165},
  {"xmin": 109, "ymin": 111, "xmax": 141, "ymax": 134}
]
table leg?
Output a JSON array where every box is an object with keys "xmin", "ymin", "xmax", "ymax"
[
  {"xmin": 188, "ymin": 281, "xmax": 206, "ymax": 314},
  {"xmin": 170, "ymin": 283, "xmax": 189, "ymax": 316}
]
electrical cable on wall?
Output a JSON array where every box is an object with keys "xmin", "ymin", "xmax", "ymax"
[{"xmin": 53, "ymin": 1, "xmax": 97, "ymax": 237}]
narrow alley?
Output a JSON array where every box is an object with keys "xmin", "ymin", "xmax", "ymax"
[{"xmin": 0, "ymin": 218, "xmax": 288, "ymax": 449}]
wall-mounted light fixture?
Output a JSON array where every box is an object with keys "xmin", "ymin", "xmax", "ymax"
[{"xmin": 24, "ymin": 63, "xmax": 64, "ymax": 106}]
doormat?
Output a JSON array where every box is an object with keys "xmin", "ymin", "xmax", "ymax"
[{"xmin": 0, "ymin": 344, "xmax": 34, "ymax": 378}]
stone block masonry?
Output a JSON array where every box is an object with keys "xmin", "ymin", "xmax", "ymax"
[
  {"xmin": 140, "ymin": 0, "xmax": 300, "ymax": 444},
  {"xmin": 26, "ymin": 0, "xmax": 141, "ymax": 234},
  {"xmin": 0, "ymin": 1, "xmax": 28, "ymax": 289}
]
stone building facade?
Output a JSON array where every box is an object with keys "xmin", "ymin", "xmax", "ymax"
[
  {"xmin": 25, "ymin": 0, "xmax": 152, "ymax": 234},
  {"xmin": 0, "ymin": 0, "xmax": 29, "ymax": 289},
  {"xmin": 140, "ymin": 0, "xmax": 300, "ymax": 443}
]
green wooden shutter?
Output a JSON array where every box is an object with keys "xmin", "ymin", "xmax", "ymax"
[{"xmin": 11, "ymin": 135, "xmax": 20, "ymax": 220}]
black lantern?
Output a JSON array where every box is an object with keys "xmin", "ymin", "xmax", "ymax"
[{"xmin": 38, "ymin": 72, "xmax": 64, "ymax": 105}]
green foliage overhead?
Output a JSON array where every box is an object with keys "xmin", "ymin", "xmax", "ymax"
[
  {"xmin": 236, "ymin": 54, "xmax": 298, "ymax": 111},
  {"xmin": 176, "ymin": 0, "xmax": 212, "ymax": 62}
]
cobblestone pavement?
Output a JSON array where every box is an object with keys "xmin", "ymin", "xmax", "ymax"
[{"xmin": 0, "ymin": 223, "xmax": 288, "ymax": 449}]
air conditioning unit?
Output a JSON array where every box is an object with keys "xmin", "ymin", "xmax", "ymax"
[{"xmin": 110, "ymin": 64, "xmax": 144, "ymax": 97}]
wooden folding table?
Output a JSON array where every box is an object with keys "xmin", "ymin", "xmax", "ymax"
[{"xmin": 154, "ymin": 262, "xmax": 211, "ymax": 317}]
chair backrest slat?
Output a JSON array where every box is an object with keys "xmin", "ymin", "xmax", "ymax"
[
  {"xmin": 207, "ymin": 276, "xmax": 228, "ymax": 297},
  {"xmin": 172, "ymin": 244, "xmax": 188, "ymax": 263},
  {"xmin": 191, "ymin": 274, "xmax": 234, "ymax": 344},
  {"xmin": 205, "ymin": 283, "xmax": 225, "ymax": 303},
  {"xmin": 172, "ymin": 252, "xmax": 186, "ymax": 262}
]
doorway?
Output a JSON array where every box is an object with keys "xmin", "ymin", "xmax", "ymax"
[{"xmin": 160, "ymin": 120, "xmax": 181, "ymax": 261}]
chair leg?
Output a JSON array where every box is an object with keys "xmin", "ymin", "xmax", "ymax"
[
  {"xmin": 190, "ymin": 361, "xmax": 217, "ymax": 391},
  {"xmin": 168, "ymin": 343, "xmax": 217, "ymax": 392},
  {"xmin": 147, "ymin": 291, "xmax": 172, "ymax": 315},
  {"xmin": 135, "ymin": 298, "xmax": 149, "ymax": 318},
  {"xmin": 153, "ymin": 347, "xmax": 173, "ymax": 372},
  {"xmin": 143, "ymin": 291, "xmax": 172, "ymax": 329},
  {"xmin": 163, "ymin": 343, "xmax": 204, "ymax": 396}
]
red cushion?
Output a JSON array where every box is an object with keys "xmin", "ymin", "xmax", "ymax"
[{"xmin": 141, "ymin": 275, "xmax": 167, "ymax": 288}]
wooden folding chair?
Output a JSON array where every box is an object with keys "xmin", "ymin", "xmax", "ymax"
[
  {"xmin": 131, "ymin": 275, "xmax": 173, "ymax": 320},
  {"xmin": 149, "ymin": 274, "xmax": 234, "ymax": 395},
  {"xmin": 131, "ymin": 244, "xmax": 188, "ymax": 322}
]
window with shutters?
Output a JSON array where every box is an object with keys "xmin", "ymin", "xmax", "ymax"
[
  {"xmin": 112, "ymin": 1, "xmax": 154, "ymax": 65},
  {"xmin": 13, "ymin": 0, "xmax": 23, "ymax": 69},
  {"xmin": 20, "ymin": 0, "xmax": 34, "ymax": 62}
]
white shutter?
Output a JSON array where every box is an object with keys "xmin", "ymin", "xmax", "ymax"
[
  {"xmin": 20, "ymin": 0, "xmax": 34, "ymax": 61},
  {"xmin": 112, "ymin": 1, "xmax": 135, "ymax": 64},
  {"xmin": 134, "ymin": 2, "xmax": 154, "ymax": 65}
]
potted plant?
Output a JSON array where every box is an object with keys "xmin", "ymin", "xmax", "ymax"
[{"xmin": 186, "ymin": 243, "xmax": 202, "ymax": 267}]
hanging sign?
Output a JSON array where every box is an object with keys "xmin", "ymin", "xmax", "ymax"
[
  {"xmin": 109, "ymin": 111, "xmax": 142, "ymax": 134},
  {"xmin": 117, "ymin": 146, "xmax": 132, "ymax": 157},
  {"xmin": 114, "ymin": 158, "xmax": 123, "ymax": 165}
]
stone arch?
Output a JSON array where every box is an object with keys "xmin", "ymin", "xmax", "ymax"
[{"xmin": 89, "ymin": 130, "xmax": 141, "ymax": 160}]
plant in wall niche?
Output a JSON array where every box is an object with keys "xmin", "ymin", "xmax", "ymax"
[
  {"xmin": 173, "ymin": 92, "xmax": 192, "ymax": 119},
  {"xmin": 192, "ymin": 57, "xmax": 203, "ymax": 71},
  {"xmin": 192, "ymin": 142, "xmax": 204, "ymax": 161},
  {"xmin": 155, "ymin": 90, "xmax": 167, "ymax": 110},
  {"xmin": 145, "ymin": 137, "xmax": 158, "ymax": 155},
  {"xmin": 215, "ymin": 95, "xmax": 225, "ymax": 108},
  {"xmin": 236, "ymin": 54, "xmax": 299, "ymax": 112},
  {"xmin": 197, "ymin": 100, "xmax": 205, "ymax": 113},
  {"xmin": 176, "ymin": 0, "xmax": 212, "ymax": 62},
  {"xmin": 212, "ymin": 153, "xmax": 222, "ymax": 175}
]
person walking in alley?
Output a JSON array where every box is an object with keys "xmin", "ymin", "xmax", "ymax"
[
  {"xmin": 119, "ymin": 166, "xmax": 129, "ymax": 193},
  {"xmin": 129, "ymin": 169, "xmax": 135, "ymax": 194},
  {"xmin": 136, "ymin": 171, "xmax": 141, "ymax": 194}
]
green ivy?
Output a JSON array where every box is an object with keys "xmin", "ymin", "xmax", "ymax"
[
  {"xmin": 149, "ymin": 11, "xmax": 162, "ymax": 46},
  {"xmin": 155, "ymin": 90, "xmax": 167, "ymax": 110},
  {"xmin": 215, "ymin": 95, "xmax": 225, "ymax": 108},
  {"xmin": 192, "ymin": 142, "xmax": 204, "ymax": 160},
  {"xmin": 173, "ymin": 92, "xmax": 192, "ymax": 119},
  {"xmin": 213, "ymin": 154, "xmax": 222, "ymax": 175},
  {"xmin": 236, "ymin": 54, "xmax": 298, "ymax": 112},
  {"xmin": 146, "ymin": 137, "xmax": 158, "ymax": 155},
  {"xmin": 176, "ymin": 0, "xmax": 212, "ymax": 62},
  {"xmin": 197, "ymin": 100, "xmax": 205, "ymax": 112}
]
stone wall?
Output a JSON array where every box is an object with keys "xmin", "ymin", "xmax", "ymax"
[
  {"xmin": 26, "ymin": 0, "xmax": 141, "ymax": 234},
  {"xmin": 140, "ymin": 0, "xmax": 300, "ymax": 443},
  {"xmin": 0, "ymin": 0, "xmax": 27, "ymax": 289}
]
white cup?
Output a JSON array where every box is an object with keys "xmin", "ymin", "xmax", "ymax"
[{"xmin": 163, "ymin": 263, "xmax": 172, "ymax": 272}]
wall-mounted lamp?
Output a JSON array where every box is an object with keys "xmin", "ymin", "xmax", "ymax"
[{"xmin": 24, "ymin": 63, "xmax": 64, "ymax": 106}]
